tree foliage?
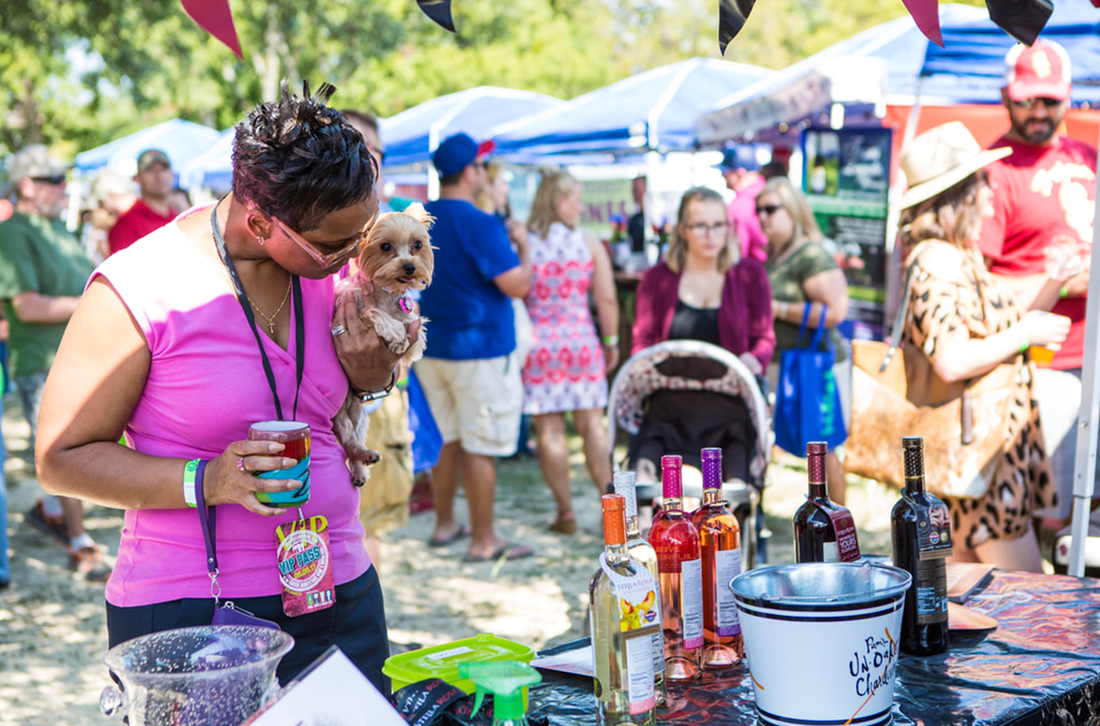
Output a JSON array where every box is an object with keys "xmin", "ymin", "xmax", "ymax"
[{"xmin": 0, "ymin": 0, "xmax": 986, "ymax": 159}]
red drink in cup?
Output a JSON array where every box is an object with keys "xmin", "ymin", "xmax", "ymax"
[{"xmin": 248, "ymin": 421, "xmax": 311, "ymax": 508}]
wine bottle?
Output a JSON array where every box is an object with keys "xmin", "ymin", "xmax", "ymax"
[
  {"xmin": 589, "ymin": 494, "xmax": 658, "ymax": 726},
  {"xmin": 891, "ymin": 437, "xmax": 950, "ymax": 656},
  {"xmin": 612, "ymin": 471, "xmax": 667, "ymax": 704},
  {"xmin": 793, "ymin": 442, "xmax": 861, "ymax": 563},
  {"xmin": 690, "ymin": 448, "xmax": 743, "ymax": 668},
  {"xmin": 647, "ymin": 455, "xmax": 703, "ymax": 680}
]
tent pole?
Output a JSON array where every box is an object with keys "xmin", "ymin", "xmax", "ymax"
[{"xmin": 1067, "ymin": 135, "xmax": 1100, "ymax": 577}]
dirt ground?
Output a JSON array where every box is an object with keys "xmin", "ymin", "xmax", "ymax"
[{"xmin": 0, "ymin": 395, "xmax": 900, "ymax": 726}]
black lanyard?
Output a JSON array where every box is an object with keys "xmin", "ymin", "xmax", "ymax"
[{"xmin": 210, "ymin": 201, "xmax": 304, "ymax": 421}]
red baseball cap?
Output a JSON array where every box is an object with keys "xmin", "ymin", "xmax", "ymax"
[{"xmin": 1004, "ymin": 39, "xmax": 1072, "ymax": 102}]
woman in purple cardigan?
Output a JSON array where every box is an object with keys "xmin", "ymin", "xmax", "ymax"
[
  {"xmin": 628, "ymin": 187, "xmax": 774, "ymax": 485},
  {"xmin": 633, "ymin": 187, "xmax": 775, "ymax": 370}
]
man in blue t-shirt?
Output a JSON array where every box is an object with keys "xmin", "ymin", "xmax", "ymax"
[{"xmin": 415, "ymin": 133, "xmax": 534, "ymax": 562}]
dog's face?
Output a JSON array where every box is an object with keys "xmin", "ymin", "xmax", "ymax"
[{"xmin": 357, "ymin": 203, "xmax": 434, "ymax": 291}]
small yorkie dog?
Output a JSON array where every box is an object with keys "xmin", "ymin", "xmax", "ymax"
[{"xmin": 333, "ymin": 203, "xmax": 434, "ymax": 487}]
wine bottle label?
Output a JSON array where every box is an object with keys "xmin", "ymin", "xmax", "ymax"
[
  {"xmin": 715, "ymin": 547, "xmax": 742, "ymax": 636},
  {"xmin": 901, "ymin": 492, "xmax": 953, "ymax": 559},
  {"xmin": 625, "ymin": 630, "xmax": 657, "ymax": 713},
  {"xmin": 823, "ymin": 541, "xmax": 841, "ymax": 563},
  {"xmin": 915, "ymin": 558, "xmax": 948, "ymax": 624},
  {"xmin": 808, "ymin": 500, "xmax": 861, "ymax": 562},
  {"xmin": 681, "ymin": 558, "xmax": 704, "ymax": 649},
  {"xmin": 600, "ymin": 553, "xmax": 661, "ymax": 631},
  {"xmin": 650, "ymin": 629, "xmax": 665, "ymax": 676}
]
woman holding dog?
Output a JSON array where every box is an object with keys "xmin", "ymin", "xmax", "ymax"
[
  {"xmin": 521, "ymin": 168, "xmax": 618, "ymax": 534},
  {"xmin": 33, "ymin": 84, "xmax": 408, "ymax": 689},
  {"xmin": 895, "ymin": 122, "xmax": 1068, "ymax": 570}
]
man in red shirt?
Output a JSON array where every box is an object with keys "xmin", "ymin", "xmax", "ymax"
[
  {"xmin": 977, "ymin": 39, "xmax": 1097, "ymax": 528},
  {"xmin": 106, "ymin": 149, "xmax": 179, "ymax": 255}
]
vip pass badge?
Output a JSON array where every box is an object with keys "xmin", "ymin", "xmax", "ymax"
[
  {"xmin": 276, "ymin": 515, "xmax": 335, "ymax": 616},
  {"xmin": 599, "ymin": 552, "xmax": 659, "ymax": 632}
]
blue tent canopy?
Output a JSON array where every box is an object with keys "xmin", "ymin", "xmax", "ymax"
[
  {"xmin": 695, "ymin": 5, "xmax": 989, "ymax": 145},
  {"xmin": 381, "ymin": 86, "xmax": 562, "ymax": 168},
  {"xmin": 177, "ymin": 128, "xmax": 235, "ymax": 191},
  {"xmin": 491, "ymin": 58, "xmax": 772, "ymax": 157},
  {"xmin": 921, "ymin": 0, "xmax": 1100, "ymax": 105},
  {"xmin": 74, "ymin": 119, "xmax": 223, "ymax": 173}
]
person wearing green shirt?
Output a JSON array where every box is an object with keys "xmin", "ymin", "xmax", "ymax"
[
  {"xmin": 0, "ymin": 144, "xmax": 108, "ymax": 582},
  {"xmin": 758, "ymin": 176, "xmax": 851, "ymax": 504}
]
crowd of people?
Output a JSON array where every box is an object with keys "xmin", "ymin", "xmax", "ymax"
[{"xmin": 0, "ymin": 38, "xmax": 1095, "ymax": 686}]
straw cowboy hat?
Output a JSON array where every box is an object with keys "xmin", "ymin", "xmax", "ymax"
[{"xmin": 899, "ymin": 122, "xmax": 1011, "ymax": 209}]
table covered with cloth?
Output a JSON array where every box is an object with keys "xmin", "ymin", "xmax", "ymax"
[{"xmin": 526, "ymin": 569, "xmax": 1100, "ymax": 726}]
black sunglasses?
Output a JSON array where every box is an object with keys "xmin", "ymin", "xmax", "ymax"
[
  {"xmin": 756, "ymin": 204, "xmax": 783, "ymax": 217},
  {"xmin": 1010, "ymin": 97, "xmax": 1064, "ymax": 110},
  {"xmin": 30, "ymin": 175, "xmax": 67, "ymax": 185}
]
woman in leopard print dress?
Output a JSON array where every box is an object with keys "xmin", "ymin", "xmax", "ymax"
[{"xmin": 896, "ymin": 123, "xmax": 1070, "ymax": 570}]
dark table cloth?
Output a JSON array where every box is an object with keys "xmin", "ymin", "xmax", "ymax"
[{"xmin": 528, "ymin": 569, "xmax": 1100, "ymax": 726}]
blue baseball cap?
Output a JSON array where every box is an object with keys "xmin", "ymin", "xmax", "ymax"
[
  {"xmin": 432, "ymin": 133, "xmax": 496, "ymax": 177},
  {"xmin": 715, "ymin": 145, "xmax": 761, "ymax": 173}
]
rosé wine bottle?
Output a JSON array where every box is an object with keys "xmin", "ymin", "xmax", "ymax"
[
  {"xmin": 647, "ymin": 455, "xmax": 703, "ymax": 680},
  {"xmin": 691, "ymin": 448, "xmax": 743, "ymax": 668}
]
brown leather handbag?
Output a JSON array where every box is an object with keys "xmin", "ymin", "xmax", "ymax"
[{"xmin": 846, "ymin": 245, "xmax": 1017, "ymax": 499}]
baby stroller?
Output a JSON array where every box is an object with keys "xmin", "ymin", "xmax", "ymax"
[{"xmin": 607, "ymin": 339, "xmax": 772, "ymax": 568}]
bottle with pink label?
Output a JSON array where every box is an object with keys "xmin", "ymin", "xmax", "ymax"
[
  {"xmin": 793, "ymin": 442, "xmax": 861, "ymax": 563},
  {"xmin": 647, "ymin": 454, "xmax": 703, "ymax": 680},
  {"xmin": 691, "ymin": 447, "xmax": 743, "ymax": 668}
]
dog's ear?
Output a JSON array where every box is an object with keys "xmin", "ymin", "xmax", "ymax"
[{"xmin": 404, "ymin": 202, "xmax": 435, "ymax": 230}]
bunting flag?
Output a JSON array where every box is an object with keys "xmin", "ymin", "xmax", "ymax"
[
  {"xmin": 417, "ymin": 0, "xmax": 456, "ymax": 32},
  {"xmin": 986, "ymin": 0, "xmax": 1054, "ymax": 45},
  {"xmin": 179, "ymin": 0, "xmax": 243, "ymax": 58},
  {"xmin": 899, "ymin": 0, "xmax": 944, "ymax": 47},
  {"xmin": 718, "ymin": 0, "xmax": 756, "ymax": 55}
]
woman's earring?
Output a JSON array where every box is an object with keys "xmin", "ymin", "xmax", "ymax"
[{"xmin": 256, "ymin": 236, "xmax": 265, "ymax": 246}]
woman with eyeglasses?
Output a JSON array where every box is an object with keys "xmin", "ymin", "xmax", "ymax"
[
  {"xmin": 630, "ymin": 187, "xmax": 774, "ymax": 483},
  {"xmin": 33, "ymin": 83, "xmax": 410, "ymax": 691},
  {"xmin": 757, "ymin": 177, "xmax": 851, "ymax": 502}
]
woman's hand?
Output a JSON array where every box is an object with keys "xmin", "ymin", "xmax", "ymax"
[
  {"xmin": 202, "ymin": 439, "xmax": 300, "ymax": 516},
  {"xmin": 332, "ymin": 289, "xmax": 416, "ymax": 393},
  {"xmin": 602, "ymin": 341, "xmax": 620, "ymax": 372},
  {"xmin": 738, "ymin": 352, "xmax": 763, "ymax": 376},
  {"xmin": 1018, "ymin": 310, "xmax": 1071, "ymax": 349}
]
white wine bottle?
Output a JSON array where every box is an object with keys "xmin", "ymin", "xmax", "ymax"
[
  {"xmin": 613, "ymin": 471, "xmax": 667, "ymax": 704},
  {"xmin": 590, "ymin": 494, "xmax": 659, "ymax": 726}
]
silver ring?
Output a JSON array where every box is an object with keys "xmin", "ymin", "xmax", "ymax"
[{"xmin": 331, "ymin": 325, "xmax": 348, "ymax": 337}]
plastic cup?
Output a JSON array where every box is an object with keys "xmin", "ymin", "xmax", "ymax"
[
  {"xmin": 248, "ymin": 421, "xmax": 311, "ymax": 508},
  {"xmin": 1029, "ymin": 345, "xmax": 1057, "ymax": 367}
]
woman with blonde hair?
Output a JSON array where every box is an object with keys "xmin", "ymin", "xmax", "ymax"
[
  {"xmin": 522, "ymin": 167, "xmax": 618, "ymax": 534},
  {"xmin": 896, "ymin": 121, "xmax": 1068, "ymax": 569},
  {"xmin": 631, "ymin": 186, "xmax": 774, "ymax": 483},
  {"xmin": 757, "ymin": 177, "xmax": 850, "ymax": 501}
]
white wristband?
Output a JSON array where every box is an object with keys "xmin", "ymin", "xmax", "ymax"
[{"xmin": 183, "ymin": 459, "xmax": 200, "ymax": 508}]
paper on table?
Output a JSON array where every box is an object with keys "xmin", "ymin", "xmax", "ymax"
[
  {"xmin": 244, "ymin": 646, "xmax": 406, "ymax": 726},
  {"xmin": 531, "ymin": 644, "xmax": 595, "ymax": 677}
]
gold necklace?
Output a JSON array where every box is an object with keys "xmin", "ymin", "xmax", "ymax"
[{"xmin": 250, "ymin": 276, "xmax": 292, "ymax": 335}]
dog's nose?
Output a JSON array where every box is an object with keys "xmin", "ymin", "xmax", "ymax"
[{"xmin": 403, "ymin": 263, "xmax": 417, "ymax": 276}]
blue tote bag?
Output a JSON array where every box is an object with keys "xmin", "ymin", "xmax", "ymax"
[{"xmin": 774, "ymin": 305, "xmax": 847, "ymax": 456}]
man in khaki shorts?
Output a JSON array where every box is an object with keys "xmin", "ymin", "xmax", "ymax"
[{"xmin": 415, "ymin": 133, "xmax": 534, "ymax": 562}]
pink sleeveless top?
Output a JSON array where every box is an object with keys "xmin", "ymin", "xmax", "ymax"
[{"xmin": 96, "ymin": 218, "xmax": 370, "ymax": 607}]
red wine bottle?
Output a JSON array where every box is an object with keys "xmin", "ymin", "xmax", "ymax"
[
  {"xmin": 793, "ymin": 442, "xmax": 860, "ymax": 563},
  {"xmin": 892, "ymin": 437, "xmax": 950, "ymax": 655}
]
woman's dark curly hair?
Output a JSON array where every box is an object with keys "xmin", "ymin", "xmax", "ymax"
[{"xmin": 232, "ymin": 81, "xmax": 377, "ymax": 232}]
